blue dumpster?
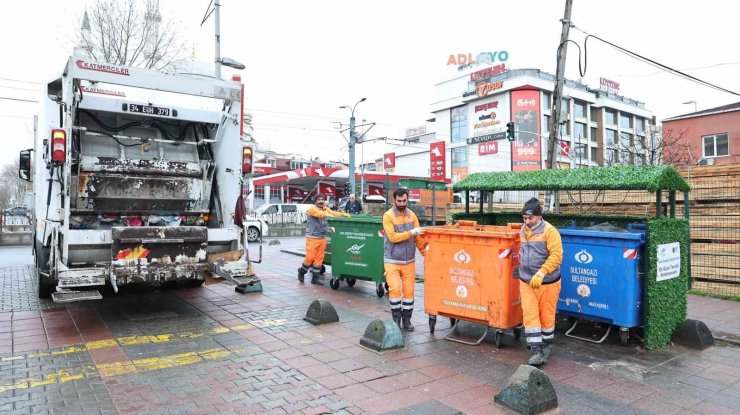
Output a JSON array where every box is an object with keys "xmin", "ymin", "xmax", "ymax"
[{"xmin": 557, "ymin": 226, "xmax": 645, "ymax": 345}]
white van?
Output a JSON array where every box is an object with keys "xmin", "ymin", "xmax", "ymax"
[{"xmin": 251, "ymin": 203, "xmax": 312, "ymax": 225}]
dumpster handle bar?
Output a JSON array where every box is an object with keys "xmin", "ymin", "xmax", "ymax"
[{"xmin": 565, "ymin": 319, "xmax": 612, "ymax": 344}]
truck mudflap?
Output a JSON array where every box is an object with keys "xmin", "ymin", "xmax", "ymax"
[{"xmin": 111, "ymin": 226, "xmax": 209, "ymax": 284}]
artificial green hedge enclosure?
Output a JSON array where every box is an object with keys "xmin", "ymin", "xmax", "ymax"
[{"xmin": 452, "ymin": 165, "xmax": 691, "ymax": 350}]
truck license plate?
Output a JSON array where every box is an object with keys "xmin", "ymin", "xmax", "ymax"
[{"xmin": 126, "ymin": 104, "xmax": 172, "ymax": 117}]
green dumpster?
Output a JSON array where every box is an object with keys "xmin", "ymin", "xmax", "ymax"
[{"xmin": 328, "ymin": 215, "xmax": 387, "ymax": 297}]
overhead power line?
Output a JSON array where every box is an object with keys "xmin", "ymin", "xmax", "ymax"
[
  {"xmin": 574, "ymin": 27, "xmax": 740, "ymax": 97},
  {"xmin": 0, "ymin": 77, "xmax": 41, "ymax": 85},
  {"xmin": 0, "ymin": 96, "xmax": 38, "ymax": 103}
]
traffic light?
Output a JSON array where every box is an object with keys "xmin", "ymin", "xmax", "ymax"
[
  {"xmin": 506, "ymin": 122, "xmax": 515, "ymax": 142},
  {"xmin": 241, "ymin": 145, "xmax": 253, "ymax": 174},
  {"xmin": 344, "ymin": 182, "xmax": 350, "ymax": 193}
]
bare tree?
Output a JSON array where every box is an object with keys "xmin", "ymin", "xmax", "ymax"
[
  {"xmin": 0, "ymin": 161, "xmax": 31, "ymax": 209},
  {"xmin": 78, "ymin": 0, "xmax": 187, "ymax": 71},
  {"xmin": 610, "ymin": 126, "xmax": 695, "ymax": 166}
]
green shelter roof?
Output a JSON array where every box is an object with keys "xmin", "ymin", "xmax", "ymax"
[{"xmin": 452, "ymin": 165, "xmax": 691, "ymax": 193}]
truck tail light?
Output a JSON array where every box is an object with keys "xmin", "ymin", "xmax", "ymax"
[
  {"xmin": 242, "ymin": 146, "xmax": 253, "ymax": 174},
  {"xmin": 51, "ymin": 129, "xmax": 66, "ymax": 163}
]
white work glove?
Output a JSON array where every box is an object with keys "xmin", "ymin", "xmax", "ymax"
[{"xmin": 410, "ymin": 227, "xmax": 425, "ymax": 236}]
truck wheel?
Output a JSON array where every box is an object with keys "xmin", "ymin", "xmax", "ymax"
[{"xmin": 246, "ymin": 226, "xmax": 260, "ymax": 242}]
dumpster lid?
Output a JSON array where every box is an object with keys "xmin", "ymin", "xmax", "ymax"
[
  {"xmin": 558, "ymin": 227, "xmax": 646, "ymax": 241},
  {"xmin": 423, "ymin": 221, "xmax": 521, "ymax": 239},
  {"xmin": 328, "ymin": 215, "xmax": 382, "ymax": 224}
]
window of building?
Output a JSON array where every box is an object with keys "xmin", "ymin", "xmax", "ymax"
[
  {"xmin": 620, "ymin": 113, "xmax": 633, "ymax": 129},
  {"xmin": 703, "ymin": 133, "xmax": 729, "ymax": 158},
  {"xmin": 574, "ymin": 122, "xmax": 587, "ymax": 140},
  {"xmin": 450, "ymin": 106, "xmax": 468, "ymax": 144},
  {"xmin": 620, "ymin": 132, "xmax": 632, "ymax": 148},
  {"xmin": 573, "ymin": 101, "xmax": 586, "ymax": 118},
  {"xmin": 290, "ymin": 160, "xmax": 310, "ymax": 170},
  {"xmin": 544, "ymin": 115, "xmax": 550, "ymax": 133},
  {"xmin": 575, "ymin": 145, "xmax": 585, "ymax": 163},
  {"xmin": 451, "ymin": 147, "xmax": 468, "ymax": 168},
  {"xmin": 605, "ymin": 129, "xmax": 617, "ymax": 146},
  {"xmin": 543, "ymin": 92, "xmax": 552, "ymax": 110},
  {"xmin": 590, "ymin": 127, "xmax": 598, "ymax": 142},
  {"xmin": 605, "ymin": 110, "xmax": 617, "ymax": 125},
  {"xmin": 620, "ymin": 149, "xmax": 632, "ymax": 165},
  {"xmin": 605, "ymin": 148, "xmax": 618, "ymax": 164},
  {"xmin": 590, "ymin": 107, "xmax": 598, "ymax": 122},
  {"xmin": 591, "ymin": 147, "xmax": 598, "ymax": 163},
  {"xmin": 635, "ymin": 117, "xmax": 645, "ymax": 133}
]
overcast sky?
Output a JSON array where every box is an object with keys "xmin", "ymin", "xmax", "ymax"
[{"xmin": 1, "ymin": 0, "xmax": 738, "ymax": 168}]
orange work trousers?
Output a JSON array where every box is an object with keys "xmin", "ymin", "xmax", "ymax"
[
  {"xmin": 385, "ymin": 262, "xmax": 416, "ymax": 307},
  {"xmin": 303, "ymin": 237, "xmax": 327, "ymax": 269},
  {"xmin": 519, "ymin": 279, "xmax": 561, "ymax": 346}
]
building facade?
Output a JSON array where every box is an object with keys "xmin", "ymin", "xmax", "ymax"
[
  {"xmin": 662, "ymin": 102, "xmax": 740, "ymax": 166},
  {"xmin": 391, "ymin": 67, "xmax": 655, "ymax": 182}
]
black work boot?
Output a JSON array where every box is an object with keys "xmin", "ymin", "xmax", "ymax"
[
  {"xmin": 310, "ymin": 271, "xmax": 324, "ymax": 285},
  {"xmin": 297, "ymin": 265, "xmax": 309, "ymax": 283},
  {"xmin": 401, "ymin": 309, "xmax": 415, "ymax": 332},
  {"xmin": 542, "ymin": 341, "xmax": 552, "ymax": 362},
  {"xmin": 528, "ymin": 346, "xmax": 546, "ymax": 366},
  {"xmin": 391, "ymin": 308, "xmax": 402, "ymax": 329}
]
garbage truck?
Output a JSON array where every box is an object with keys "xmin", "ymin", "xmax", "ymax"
[{"xmin": 18, "ymin": 49, "xmax": 258, "ymax": 302}]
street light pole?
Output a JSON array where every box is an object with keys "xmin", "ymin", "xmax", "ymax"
[
  {"xmin": 340, "ymin": 98, "xmax": 366, "ymax": 195},
  {"xmin": 683, "ymin": 100, "xmax": 697, "ymax": 112}
]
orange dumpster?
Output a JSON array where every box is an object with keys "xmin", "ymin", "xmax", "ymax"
[{"xmin": 423, "ymin": 221, "xmax": 523, "ymax": 347}]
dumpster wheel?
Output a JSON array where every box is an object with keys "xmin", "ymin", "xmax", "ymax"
[
  {"xmin": 346, "ymin": 278, "xmax": 356, "ymax": 287},
  {"xmin": 429, "ymin": 315, "xmax": 437, "ymax": 333},
  {"xmin": 494, "ymin": 330, "xmax": 504, "ymax": 348},
  {"xmin": 513, "ymin": 326, "xmax": 522, "ymax": 340},
  {"xmin": 375, "ymin": 283, "xmax": 385, "ymax": 297},
  {"xmin": 619, "ymin": 327, "xmax": 629, "ymax": 346},
  {"xmin": 329, "ymin": 278, "xmax": 340, "ymax": 290}
]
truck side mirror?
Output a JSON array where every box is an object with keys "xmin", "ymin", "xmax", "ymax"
[{"xmin": 18, "ymin": 149, "xmax": 32, "ymax": 182}]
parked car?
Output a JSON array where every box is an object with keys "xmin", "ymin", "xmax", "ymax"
[
  {"xmin": 244, "ymin": 218, "xmax": 269, "ymax": 242},
  {"xmin": 250, "ymin": 203, "xmax": 312, "ymax": 225},
  {"xmin": 3, "ymin": 207, "xmax": 29, "ymax": 217}
]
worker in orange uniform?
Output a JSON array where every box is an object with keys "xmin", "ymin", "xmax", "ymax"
[
  {"xmin": 382, "ymin": 188, "xmax": 425, "ymax": 331},
  {"xmin": 518, "ymin": 197, "xmax": 563, "ymax": 366},
  {"xmin": 298, "ymin": 193, "xmax": 350, "ymax": 285}
]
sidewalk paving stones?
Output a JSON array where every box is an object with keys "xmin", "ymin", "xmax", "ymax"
[{"xmin": 0, "ymin": 237, "xmax": 739, "ymax": 414}]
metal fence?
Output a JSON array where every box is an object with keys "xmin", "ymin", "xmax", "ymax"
[
  {"xmin": 0, "ymin": 214, "xmax": 31, "ymax": 232},
  {"xmin": 246, "ymin": 212, "xmax": 308, "ymax": 228}
]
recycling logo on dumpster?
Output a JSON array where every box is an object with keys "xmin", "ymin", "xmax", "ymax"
[
  {"xmin": 575, "ymin": 249, "xmax": 593, "ymax": 264},
  {"xmin": 577, "ymin": 284, "xmax": 591, "ymax": 298},
  {"xmin": 454, "ymin": 249, "xmax": 471, "ymax": 264},
  {"xmin": 346, "ymin": 243, "xmax": 365, "ymax": 255},
  {"xmin": 456, "ymin": 285, "xmax": 468, "ymax": 299}
]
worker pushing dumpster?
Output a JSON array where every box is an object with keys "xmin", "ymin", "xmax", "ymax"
[{"xmin": 423, "ymin": 221, "xmax": 523, "ymax": 347}]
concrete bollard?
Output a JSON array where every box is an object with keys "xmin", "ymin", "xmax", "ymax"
[
  {"xmin": 303, "ymin": 299, "xmax": 339, "ymax": 325},
  {"xmin": 494, "ymin": 365, "xmax": 558, "ymax": 415},
  {"xmin": 672, "ymin": 319, "xmax": 714, "ymax": 350},
  {"xmin": 359, "ymin": 319, "xmax": 404, "ymax": 352}
]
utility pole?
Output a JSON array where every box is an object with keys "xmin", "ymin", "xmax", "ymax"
[
  {"xmin": 547, "ymin": 0, "xmax": 573, "ymax": 169},
  {"xmin": 349, "ymin": 115, "xmax": 356, "ymax": 194},
  {"xmin": 340, "ymin": 98, "xmax": 366, "ymax": 196},
  {"xmin": 214, "ymin": 0, "xmax": 221, "ymax": 79}
]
